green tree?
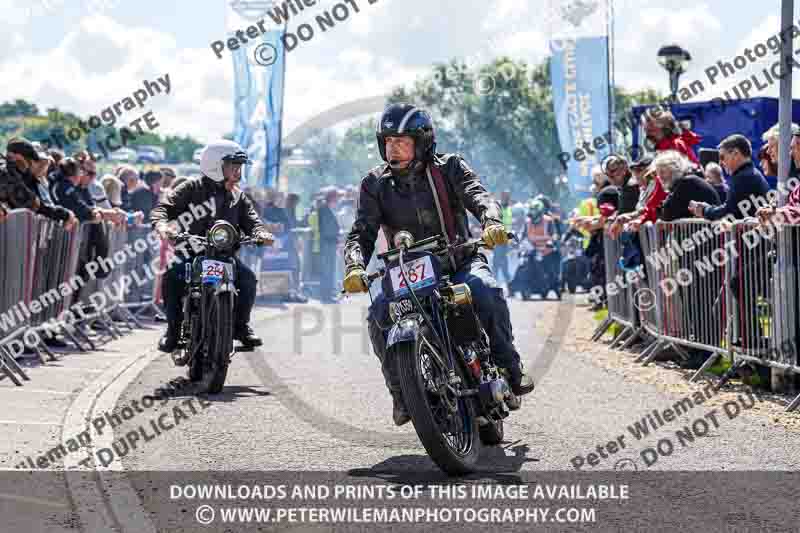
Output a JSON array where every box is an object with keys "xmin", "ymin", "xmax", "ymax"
[
  {"xmin": 387, "ymin": 58, "xmax": 666, "ymax": 206},
  {"xmin": 388, "ymin": 58, "xmax": 565, "ymax": 201},
  {"xmin": 0, "ymin": 99, "xmax": 205, "ymax": 162},
  {"xmin": 162, "ymin": 135, "xmax": 203, "ymax": 163},
  {"xmin": 0, "ymin": 99, "xmax": 38, "ymax": 118},
  {"xmin": 335, "ymin": 120, "xmax": 380, "ymax": 181}
]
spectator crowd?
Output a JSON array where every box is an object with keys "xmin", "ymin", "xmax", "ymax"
[
  {"xmin": 566, "ymin": 109, "xmax": 800, "ymax": 372},
  {"xmin": 3, "ymin": 107, "xmax": 800, "ymax": 364}
]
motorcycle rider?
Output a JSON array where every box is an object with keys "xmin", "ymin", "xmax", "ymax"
[
  {"xmin": 524, "ymin": 199, "xmax": 560, "ymax": 296},
  {"xmin": 341, "ymin": 103, "xmax": 535, "ymax": 426},
  {"xmin": 151, "ymin": 140, "xmax": 274, "ymax": 353},
  {"xmin": 533, "ymin": 193, "xmax": 563, "ymax": 239}
]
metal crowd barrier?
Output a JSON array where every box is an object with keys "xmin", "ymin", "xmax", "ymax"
[
  {"xmin": 77, "ymin": 222, "xmax": 128, "ymax": 346},
  {"xmin": 591, "ymin": 232, "xmax": 639, "ymax": 348},
  {"xmin": 0, "ymin": 210, "xmax": 166, "ymax": 387},
  {"xmin": 76, "ymin": 222, "xmax": 164, "ymax": 342},
  {"xmin": 0, "ymin": 209, "xmax": 41, "ymax": 383},
  {"xmin": 724, "ymin": 219, "xmax": 800, "ymax": 409},
  {"xmin": 639, "ymin": 220, "xmax": 729, "ymax": 372},
  {"xmin": 118, "ymin": 224, "xmax": 163, "ymax": 319},
  {"xmin": 29, "ymin": 217, "xmax": 90, "ymax": 356},
  {"xmin": 593, "ymin": 216, "xmax": 800, "ymax": 410},
  {"xmin": 636, "ymin": 222, "xmax": 662, "ymax": 338}
]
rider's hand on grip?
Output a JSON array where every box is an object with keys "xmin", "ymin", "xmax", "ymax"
[
  {"xmin": 343, "ymin": 268, "xmax": 368, "ymax": 293},
  {"xmin": 156, "ymin": 222, "xmax": 178, "ymax": 241},
  {"xmin": 254, "ymin": 230, "xmax": 275, "ymax": 246},
  {"xmin": 482, "ymin": 224, "xmax": 509, "ymax": 249}
]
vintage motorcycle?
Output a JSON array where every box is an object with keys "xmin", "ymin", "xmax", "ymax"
[
  {"xmin": 170, "ymin": 221, "xmax": 260, "ymax": 394},
  {"xmin": 362, "ymin": 231, "xmax": 523, "ymax": 475},
  {"xmin": 510, "ymin": 239, "xmax": 562, "ymax": 301}
]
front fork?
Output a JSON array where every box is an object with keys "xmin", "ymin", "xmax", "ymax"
[{"xmin": 389, "ymin": 314, "xmax": 470, "ymax": 435}]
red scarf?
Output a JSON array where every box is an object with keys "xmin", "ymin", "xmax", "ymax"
[{"xmin": 656, "ymin": 130, "xmax": 701, "ymax": 164}]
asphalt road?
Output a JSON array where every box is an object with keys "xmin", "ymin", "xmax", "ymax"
[
  {"xmin": 6, "ymin": 296, "xmax": 800, "ymax": 532},
  {"xmin": 112, "ymin": 296, "xmax": 800, "ymax": 473}
]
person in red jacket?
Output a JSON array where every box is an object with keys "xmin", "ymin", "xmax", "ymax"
[
  {"xmin": 607, "ymin": 156, "xmax": 666, "ymax": 237},
  {"xmin": 645, "ymin": 109, "xmax": 701, "ymax": 164}
]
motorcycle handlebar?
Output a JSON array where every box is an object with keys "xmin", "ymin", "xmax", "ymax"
[
  {"xmin": 452, "ymin": 231, "xmax": 518, "ymax": 250},
  {"xmin": 171, "ymin": 233, "xmax": 262, "ymax": 247},
  {"xmin": 341, "ymin": 231, "xmax": 519, "ymax": 295}
]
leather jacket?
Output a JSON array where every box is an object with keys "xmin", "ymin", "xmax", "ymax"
[
  {"xmin": 1, "ymin": 157, "xmax": 74, "ymax": 222},
  {"xmin": 344, "ymin": 153, "xmax": 503, "ymax": 274},
  {"xmin": 150, "ymin": 176, "xmax": 266, "ymax": 237},
  {"xmin": 0, "ymin": 157, "xmax": 40, "ymax": 212}
]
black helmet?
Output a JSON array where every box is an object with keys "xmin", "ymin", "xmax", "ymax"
[
  {"xmin": 221, "ymin": 150, "xmax": 249, "ymax": 165},
  {"xmin": 528, "ymin": 199, "xmax": 545, "ymax": 224},
  {"xmin": 375, "ymin": 103, "xmax": 436, "ymax": 167},
  {"xmin": 533, "ymin": 193, "xmax": 552, "ymax": 211}
]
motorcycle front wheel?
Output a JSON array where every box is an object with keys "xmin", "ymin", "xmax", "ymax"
[
  {"xmin": 187, "ymin": 312, "xmax": 203, "ymax": 382},
  {"xmin": 396, "ymin": 330, "xmax": 480, "ymax": 475},
  {"xmin": 201, "ymin": 292, "xmax": 234, "ymax": 394}
]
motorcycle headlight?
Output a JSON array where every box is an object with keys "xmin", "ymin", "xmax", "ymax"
[
  {"xmin": 394, "ymin": 231, "xmax": 415, "ymax": 249},
  {"xmin": 209, "ymin": 222, "xmax": 235, "ymax": 250}
]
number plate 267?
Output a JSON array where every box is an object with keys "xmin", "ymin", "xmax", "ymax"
[{"xmin": 389, "ymin": 256, "xmax": 435, "ymax": 295}]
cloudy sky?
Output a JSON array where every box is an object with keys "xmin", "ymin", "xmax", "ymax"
[{"xmin": 0, "ymin": 0, "xmax": 795, "ymax": 144}]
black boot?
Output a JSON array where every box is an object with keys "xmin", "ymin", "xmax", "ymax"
[
  {"xmin": 506, "ymin": 365, "xmax": 535, "ymax": 396},
  {"xmin": 234, "ymin": 325, "xmax": 262, "ymax": 347},
  {"xmin": 158, "ymin": 324, "xmax": 180, "ymax": 353}
]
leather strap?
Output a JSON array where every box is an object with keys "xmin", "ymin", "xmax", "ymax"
[
  {"xmin": 426, "ymin": 165, "xmax": 457, "ymax": 243},
  {"xmin": 426, "ymin": 165, "xmax": 458, "ymax": 271}
]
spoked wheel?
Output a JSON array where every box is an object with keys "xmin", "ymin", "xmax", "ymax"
[
  {"xmin": 396, "ymin": 330, "xmax": 480, "ymax": 475},
  {"xmin": 201, "ymin": 293, "xmax": 234, "ymax": 394}
]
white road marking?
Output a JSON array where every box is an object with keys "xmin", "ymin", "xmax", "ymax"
[
  {"xmin": 0, "ymin": 420, "xmax": 61, "ymax": 425},
  {"xmin": 0, "ymin": 492, "xmax": 68, "ymax": 508}
]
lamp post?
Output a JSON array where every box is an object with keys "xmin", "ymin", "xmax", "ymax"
[{"xmin": 657, "ymin": 44, "xmax": 691, "ymax": 102}]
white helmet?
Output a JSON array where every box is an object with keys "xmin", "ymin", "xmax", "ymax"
[{"xmin": 199, "ymin": 139, "xmax": 249, "ymax": 182}]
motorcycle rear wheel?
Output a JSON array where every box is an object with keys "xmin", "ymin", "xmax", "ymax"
[
  {"xmin": 396, "ymin": 331, "xmax": 480, "ymax": 475},
  {"xmin": 201, "ymin": 293, "xmax": 234, "ymax": 394}
]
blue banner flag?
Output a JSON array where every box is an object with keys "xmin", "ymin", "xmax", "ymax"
[
  {"xmin": 232, "ymin": 29, "xmax": 286, "ymax": 189},
  {"xmin": 549, "ymin": 36, "xmax": 610, "ymax": 195}
]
